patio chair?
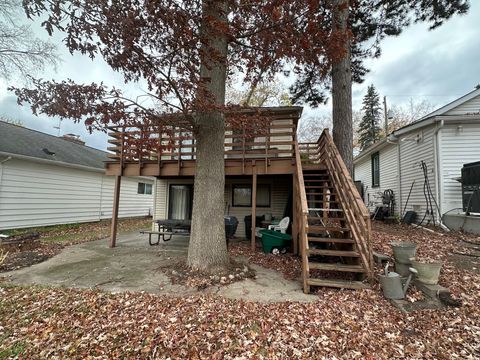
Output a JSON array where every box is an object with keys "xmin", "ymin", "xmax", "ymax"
[{"xmin": 268, "ymin": 217, "xmax": 290, "ymax": 234}]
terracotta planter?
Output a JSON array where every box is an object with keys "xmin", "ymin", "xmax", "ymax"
[
  {"xmin": 410, "ymin": 258, "xmax": 443, "ymax": 285},
  {"xmin": 391, "ymin": 242, "xmax": 417, "ymax": 264}
]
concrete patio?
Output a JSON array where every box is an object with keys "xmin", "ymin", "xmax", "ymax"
[{"xmin": 2, "ymin": 232, "xmax": 317, "ymax": 303}]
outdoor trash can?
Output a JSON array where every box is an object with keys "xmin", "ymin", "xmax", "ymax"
[
  {"xmin": 259, "ymin": 229, "xmax": 291, "ymax": 254},
  {"xmin": 244, "ymin": 215, "xmax": 264, "ymax": 240},
  {"xmin": 224, "ymin": 216, "xmax": 239, "ymax": 239}
]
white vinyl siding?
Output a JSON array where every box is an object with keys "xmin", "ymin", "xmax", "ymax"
[
  {"xmin": 439, "ymin": 124, "xmax": 480, "ymax": 214},
  {"xmin": 225, "ymin": 177, "xmax": 290, "ymax": 238},
  {"xmin": 445, "ymin": 94, "xmax": 480, "ymax": 116},
  {"xmin": 399, "ymin": 126, "xmax": 437, "ymax": 222},
  {"xmin": 354, "ymin": 143, "xmax": 400, "ymax": 214},
  {"xmin": 100, "ymin": 177, "xmax": 154, "ymax": 219},
  {"xmin": 153, "ymin": 176, "xmax": 291, "ymax": 238},
  {"xmin": 0, "ymin": 158, "xmax": 153, "ymax": 230}
]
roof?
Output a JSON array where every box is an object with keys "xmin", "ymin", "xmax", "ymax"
[
  {"xmin": 354, "ymin": 87, "xmax": 480, "ymax": 163},
  {"xmin": 418, "ymin": 87, "xmax": 480, "ymax": 120},
  {"xmin": 353, "ymin": 139, "xmax": 392, "ymax": 163},
  {"xmin": 0, "ymin": 121, "xmax": 108, "ymax": 169}
]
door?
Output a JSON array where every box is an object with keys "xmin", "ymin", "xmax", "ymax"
[{"xmin": 168, "ymin": 184, "xmax": 193, "ymax": 220}]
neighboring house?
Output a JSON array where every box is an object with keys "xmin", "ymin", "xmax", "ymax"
[
  {"xmin": 0, "ymin": 121, "xmax": 154, "ymax": 230},
  {"xmin": 354, "ymin": 87, "xmax": 480, "ymax": 225}
]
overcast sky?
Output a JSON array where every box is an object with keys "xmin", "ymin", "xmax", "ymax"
[{"xmin": 1, "ymin": 2, "xmax": 479, "ymax": 151}]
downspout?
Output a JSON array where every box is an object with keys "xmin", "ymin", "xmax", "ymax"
[
  {"xmin": 434, "ymin": 119, "xmax": 449, "ymax": 231},
  {"xmin": 386, "ymin": 136, "xmax": 401, "ymax": 216},
  {"xmin": 0, "ymin": 157, "xmax": 12, "ymax": 218},
  {"xmin": 0, "ymin": 156, "xmax": 12, "ymax": 186}
]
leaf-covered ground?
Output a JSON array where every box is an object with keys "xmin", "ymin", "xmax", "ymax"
[{"xmin": 0, "ymin": 222, "xmax": 479, "ymax": 359}]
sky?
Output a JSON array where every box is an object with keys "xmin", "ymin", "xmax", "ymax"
[{"xmin": 0, "ymin": 2, "xmax": 479, "ymax": 151}]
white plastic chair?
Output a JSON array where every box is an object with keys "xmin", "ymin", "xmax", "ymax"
[{"xmin": 268, "ymin": 217, "xmax": 290, "ymax": 234}]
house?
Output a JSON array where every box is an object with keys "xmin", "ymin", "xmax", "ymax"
[
  {"xmin": 0, "ymin": 121, "xmax": 154, "ymax": 230},
  {"xmin": 354, "ymin": 87, "xmax": 480, "ymax": 228},
  {"xmin": 105, "ymin": 107, "xmax": 374, "ymax": 292}
]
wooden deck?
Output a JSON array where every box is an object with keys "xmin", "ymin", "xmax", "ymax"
[
  {"xmin": 105, "ymin": 107, "xmax": 302, "ymax": 177},
  {"xmin": 105, "ymin": 107, "xmax": 373, "ymax": 292}
]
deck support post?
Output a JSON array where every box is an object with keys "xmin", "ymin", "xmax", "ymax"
[
  {"xmin": 110, "ymin": 175, "xmax": 122, "ymax": 248},
  {"xmin": 292, "ymin": 173, "xmax": 298, "ymax": 255},
  {"xmin": 251, "ymin": 164, "xmax": 257, "ymax": 251}
]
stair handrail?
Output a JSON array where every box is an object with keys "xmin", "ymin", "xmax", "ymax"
[
  {"xmin": 300, "ymin": 129, "xmax": 373, "ymax": 278},
  {"xmin": 318, "ymin": 129, "xmax": 373, "ymax": 277},
  {"xmin": 294, "ymin": 139, "xmax": 310, "ymax": 291}
]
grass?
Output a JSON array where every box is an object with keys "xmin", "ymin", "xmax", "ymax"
[
  {"xmin": 0, "ymin": 340, "xmax": 26, "ymax": 359},
  {"xmin": 1, "ymin": 217, "xmax": 152, "ymax": 245}
]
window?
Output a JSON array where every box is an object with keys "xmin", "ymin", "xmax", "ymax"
[
  {"xmin": 371, "ymin": 152, "xmax": 380, "ymax": 188},
  {"xmin": 232, "ymin": 184, "xmax": 271, "ymax": 207},
  {"xmin": 138, "ymin": 182, "xmax": 153, "ymax": 195}
]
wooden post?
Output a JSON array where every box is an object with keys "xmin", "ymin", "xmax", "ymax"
[
  {"xmin": 110, "ymin": 175, "xmax": 121, "ymax": 248},
  {"xmin": 292, "ymin": 173, "xmax": 298, "ymax": 255},
  {"xmin": 251, "ymin": 165, "xmax": 257, "ymax": 251}
]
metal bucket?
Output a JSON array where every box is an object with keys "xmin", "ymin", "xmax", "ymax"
[
  {"xmin": 410, "ymin": 259, "xmax": 443, "ymax": 285},
  {"xmin": 379, "ymin": 272, "xmax": 405, "ymax": 299},
  {"xmin": 394, "ymin": 262, "xmax": 411, "ymax": 277},
  {"xmin": 391, "ymin": 242, "xmax": 417, "ymax": 264}
]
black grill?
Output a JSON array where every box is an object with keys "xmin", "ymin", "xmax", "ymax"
[{"xmin": 461, "ymin": 161, "xmax": 480, "ymax": 214}]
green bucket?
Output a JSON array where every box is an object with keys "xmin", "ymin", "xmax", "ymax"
[{"xmin": 259, "ymin": 229, "xmax": 291, "ymax": 254}]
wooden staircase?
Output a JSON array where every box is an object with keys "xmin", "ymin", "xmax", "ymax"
[{"xmin": 294, "ymin": 130, "xmax": 373, "ymax": 293}]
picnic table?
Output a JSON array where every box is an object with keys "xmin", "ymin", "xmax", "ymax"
[{"xmin": 141, "ymin": 219, "xmax": 191, "ymax": 246}]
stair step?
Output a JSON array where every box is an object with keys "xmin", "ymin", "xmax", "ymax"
[
  {"xmin": 303, "ymin": 171, "xmax": 327, "ymax": 175},
  {"xmin": 308, "ymin": 236, "xmax": 353, "ymax": 244},
  {"xmin": 305, "ymin": 192, "xmax": 335, "ymax": 196},
  {"xmin": 308, "ymin": 208, "xmax": 344, "ymax": 212},
  {"xmin": 307, "ymin": 216, "xmax": 346, "ymax": 221},
  {"xmin": 309, "ymin": 263, "xmax": 365, "ymax": 272},
  {"xmin": 308, "ymin": 225, "xmax": 350, "ymax": 233},
  {"xmin": 303, "ymin": 179, "xmax": 331, "ymax": 183},
  {"xmin": 302, "ymin": 165, "xmax": 327, "ymax": 171},
  {"xmin": 307, "ymin": 278, "xmax": 370, "ymax": 290},
  {"xmin": 307, "ymin": 216, "xmax": 345, "ymax": 226},
  {"xmin": 307, "ymin": 200, "xmax": 340, "ymax": 204},
  {"xmin": 305, "ymin": 185, "xmax": 331, "ymax": 189},
  {"xmin": 308, "ymin": 248, "xmax": 359, "ymax": 257}
]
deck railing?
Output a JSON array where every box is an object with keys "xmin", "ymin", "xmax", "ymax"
[
  {"xmin": 107, "ymin": 119, "xmax": 297, "ymax": 167},
  {"xmin": 299, "ymin": 130, "xmax": 374, "ymax": 278}
]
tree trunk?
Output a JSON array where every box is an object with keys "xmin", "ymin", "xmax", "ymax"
[
  {"xmin": 187, "ymin": 0, "xmax": 229, "ymax": 272},
  {"xmin": 331, "ymin": 0, "xmax": 353, "ymax": 174}
]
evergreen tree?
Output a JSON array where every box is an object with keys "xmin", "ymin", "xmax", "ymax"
[{"xmin": 358, "ymin": 85, "xmax": 382, "ymax": 150}]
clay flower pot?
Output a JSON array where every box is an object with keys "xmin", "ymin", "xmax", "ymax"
[{"xmin": 409, "ymin": 258, "xmax": 443, "ymax": 285}]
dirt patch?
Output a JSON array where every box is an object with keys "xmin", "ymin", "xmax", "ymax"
[
  {"xmin": 0, "ymin": 241, "xmax": 63, "ymax": 272},
  {"xmin": 159, "ymin": 259, "xmax": 256, "ymax": 290}
]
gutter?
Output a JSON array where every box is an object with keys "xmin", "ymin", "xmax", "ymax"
[
  {"xmin": 433, "ymin": 119, "xmax": 450, "ymax": 231},
  {"xmin": 385, "ymin": 135, "xmax": 402, "ymax": 216},
  {"xmin": 0, "ymin": 151, "xmax": 105, "ymax": 174}
]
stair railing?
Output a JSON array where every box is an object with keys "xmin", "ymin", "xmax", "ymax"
[
  {"xmin": 294, "ymin": 140, "xmax": 310, "ymax": 292},
  {"xmin": 299, "ymin": 129, "xmax": 374, "ymax": 279}
]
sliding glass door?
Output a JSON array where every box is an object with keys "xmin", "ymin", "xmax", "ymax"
[{"xmin": 168, "ymin": 185, "xmax": 193, "ymax": 220}]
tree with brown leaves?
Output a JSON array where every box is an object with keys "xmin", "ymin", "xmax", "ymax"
[{"xmin": 11, "ymin": 0, "xmax": 343, "ymax": 272}]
